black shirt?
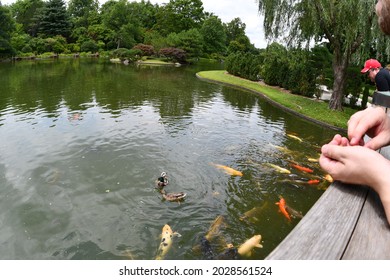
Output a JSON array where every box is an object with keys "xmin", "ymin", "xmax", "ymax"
[{"xmin": 375, "ymin": 68, "xmax": 390, "ymax": 91}]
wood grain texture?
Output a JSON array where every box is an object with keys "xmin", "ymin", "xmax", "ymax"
[
  {"xmin": 266, "ymin": 182, "xmax": 368, "ymax": 260},
  {"xmin": 342, "ymin": 189, "xmax": 390, "ymax": 259}
]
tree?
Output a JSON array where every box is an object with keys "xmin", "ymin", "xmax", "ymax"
[
  {"xmin": 39, "ymin": 0, "xmax": 71, "ymax": 39},
  {"xmin": 155, "ymin": 0, "xmax": 205, "ymax": 35},
  {"xmin": 224, "ymin": 17, "xmax": 246, "ymax": 45},
  {"xmin": 257, "ymin": 0, "xmax": 380, "ymax": 111},
  {"xmin": 0, "ymin": 4, "xmax": 16, "ymax": 57},
  {"xmin": 9, "ymin": 0, "xmax": 44, "ymax": 36},
  {"xmin": 167, "ymin": 28, "xmax": 203, "ymax": 58},
  {"xmin": 101, "ymin": 0, "xmax": 143, "ymax": 49},
  {"xmin": 200, "ymin": 16, "xmax": 226, "ymax": 55}
]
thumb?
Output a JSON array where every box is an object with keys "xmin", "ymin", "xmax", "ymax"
[{"xmin": 364, "ymin": 134, "xmax": 388, "ymax": 150}]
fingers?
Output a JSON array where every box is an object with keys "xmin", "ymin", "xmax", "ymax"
[{"xmin": 348, "ymin": 111, "xmax": 371, "ymax": 146}]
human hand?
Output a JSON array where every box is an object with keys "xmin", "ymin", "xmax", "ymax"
[
  {"xmin": 320, "ymin": 142, "xmax": 390, "ymax": 190},
  {"xmin": 320, "ymin": 136, "xmax": 390, "ymax": 225},
  {"xmin": 347, "ymin": 107, "xmax": 390, "ymax": 150}
]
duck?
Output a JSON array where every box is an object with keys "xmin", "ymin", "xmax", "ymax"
[
  {"xmin": 161, "ymin": 191, "xmax": 187, "ymax": 202},
  {"xmin": 156, "ymin": 172, "xmax": 169, "ymax": 189}
]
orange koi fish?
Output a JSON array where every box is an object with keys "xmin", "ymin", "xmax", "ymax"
[
  {"xmin": 291, "ymin": 163, "xmax": 313, "ymax": 173},
  {"xmin": 276, "ymin": 197, "xmax": 291, "ymax": 221},
  {"xmin": 210, "ymin": 163, "xmax": 243, "ymax": 176},
  {"xmin": 307, "ymin": 179, "xmax": 320, "ymax": 185}
]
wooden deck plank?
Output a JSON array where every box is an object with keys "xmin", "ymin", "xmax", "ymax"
[
  {"xmin": 342, "ymin": 189, "xmax": 390, "ymax": 259},
  {"xmin": 265, "ymin": 182, "xmax": 368, "ymax": 260}
]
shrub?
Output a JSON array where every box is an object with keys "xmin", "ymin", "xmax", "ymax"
[
  {"xmin": 80, "ymin": 40, "xmax": 98, "ymax": 53},
  {"xmin": 132, "ymin": 44, "xmax": 154, "ymax": 56},
  {"xmin": 159, "ymin": 47, "xmax": 186, "ymax": 63}
]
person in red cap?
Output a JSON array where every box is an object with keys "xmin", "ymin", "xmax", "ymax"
[
  {"xmin": 320, "ymin": 0, "xmax": 390, "ymax": 225},
  {"xmin": 361, "ymin": 58, "xmax": 390, "ymax": 91}
]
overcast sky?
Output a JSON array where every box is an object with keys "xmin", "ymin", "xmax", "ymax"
[{"xmin": 1, "ymin": 0, "xmax": 267, "ymax": 48}]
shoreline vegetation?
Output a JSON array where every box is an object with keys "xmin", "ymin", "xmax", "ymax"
[{"xmin": 196, "ymin": 70, "xmax": 357, "ymax": 131}]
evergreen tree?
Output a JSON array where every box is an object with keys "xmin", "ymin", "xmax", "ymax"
[{"xmin": 39, "ymin": 0, "xmax": 71, "ymax": 39}]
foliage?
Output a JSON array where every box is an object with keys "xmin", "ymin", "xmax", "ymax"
[
  {"xmin": 256, "ymin": 0, "xmax": 382, "ymax": 111},
  {"xmin": 155, "ymin": 0, "xmax": 205, "ymax": 36},
  {"xmin": 197, "ymin": 70, "xmax": 356, "ymax": 129},
  {"xmin": 132, "ymin": 43, "xmax": 154, "ymax": 56},
  {"xmin": 200, "ymin": 16, "xmax": 226, "ymax": 55},
  {"xmin": 39, "ymin": 0, "xmax": 71, "ymax": 39},
  {"xmin": 225, "ymin": 52, "xmax": 263, "ymax": 81},
  {"xmin": 80, "ymin": 39, "xmax": 98, "ymax": 53},
  {"xmin": 159, "ymin": 47, "xmax": 186, "ymax": 63},
  {"xmin": 167, "ymin": 28, "xmax": 203, "ymax": 58},
  {"xmin": 9, "ymin": 0, "xmax": 44, "ymax": 36},
  {"xmin": 0, "ymin": 5, "xmax": 16, "ymax": 57},
  {"xmin": 111, "ymin": 47, "xmax": 141, "ymax": 61}
]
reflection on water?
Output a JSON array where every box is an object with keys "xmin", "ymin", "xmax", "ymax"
[{"xmin": 0, "ymin": 59, "xmax": 335, "ymax": 260}]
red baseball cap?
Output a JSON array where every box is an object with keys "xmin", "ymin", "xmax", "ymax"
[{"xmin": 361, "ymin": 59, "xmax": 382, "ymax": 73}]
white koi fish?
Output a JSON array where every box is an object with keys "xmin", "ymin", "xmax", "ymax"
[
  {"xmin": 287, "ymin": 134, "xmax": 303, "ymax": 142},
  {"xmin": 237, "ymin": 235, "xmax": 263, "ymax": 257},
  {"xmin": 155, "ymin": 224, "xmax": 181, "ymax": 260},
  {"xmin": 265, "ymin": 163, "xmax": 291, "ymax": 174}
]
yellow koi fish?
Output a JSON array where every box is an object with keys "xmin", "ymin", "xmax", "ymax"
[
  {"xmin": 239, "ymin": 202, "xmax": 269, "ymax": 223},
  {"xmin": 287, "ymin": 134, "xmax": 303, "ymax": 142},
  {"xmin": 205, "ymin": 215, "xmax": 226, "ymax": 241},
  {"xmin": 324, "ymin": 174, "xmax": 334, "ymax": 183},
  {"xmin": 265, "ymin": 163, "xmax": 291, "ymax": 174},
  {"xmin": 155, "ymin": 224, "xmax": 180, "ymax": 260},
  {"xmin": 211, "ymin": 163, "xmax": 243, "ymax": 176},
  {"xmin": 237, "ymin": 235, "xmax": 263, "ymax": 257},
  {"xmin": 307, "ymin": 157, "xmax": 319, "ymax": 163}
]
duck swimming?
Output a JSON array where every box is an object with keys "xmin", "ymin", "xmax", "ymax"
[
  {"xmin": 161, "ymin": 191, "xmax": 187, "ymax": 202},
  {"xmin": 156, "ymin": 172, "xmax": 169, "ymax": 189}
]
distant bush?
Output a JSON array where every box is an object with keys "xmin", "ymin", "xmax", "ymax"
[
  {"xmin": 111, "ymin": 48, "xmax": 142, "ymax": 62},
  {"xmin": 159, "ymin": 47, "xmax": 186, "ymax": 63},
  {"xmin": 132, "ymin": 44, "xmax": 154, "ymax": 56},
  {"xmin": 81, "ymin": 40, "xmax": 98, "ymax": 53}
]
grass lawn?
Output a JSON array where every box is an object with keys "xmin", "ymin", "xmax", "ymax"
[
  {"xmin": 197, "ymin": 70, "xmax": 359, "ymax": 131},
  {"xmin": 138, "ymin": 59, "xmax": 174, "ymax": 65}
]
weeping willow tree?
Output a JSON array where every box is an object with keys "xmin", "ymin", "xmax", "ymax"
[{"xmin": 257, "ymin": 0, "xmax": 386, "ymax": 111}]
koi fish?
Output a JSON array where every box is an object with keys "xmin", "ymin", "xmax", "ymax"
[
  {"xmin": 273, "ymin": 145, "xmax": 294, "ymax": 154},
  {"xmin": 291, "ymin": 163, "xmax": 313, "ymax": 173},
  {"xmin": 205, "ymin": 215, "xmax": 226, "ymax": 241},
  {"xmin": 276, "ymin": 197, "xmax": 291, "ymax": 221},
  {"xmin": 324, "ymin": 174, "xmax": 334, "ymax": 183},
  {"xmin": 210, "ymin": 163, "xmax": 243, "ymax": 176},
  {"xmin": 237, "ymin": 235, "xmax": 263, "ymax": 257},
  {"xmin": 307, "ymin": 179, "xmax": 320, "ymax": 185},
  {"xmin": 239, "ymin": 202, "xmax": 269, "ymax": 223},
  {"xmin": 193, "ymin": 215, "xmax": 227, "ymax": 254},
  {"xmin": 155, "ymin": 224, "xmax": 181, "ymax": 260},
  {"xmin": 265, "ymin": 163, "xmax": 291, "ymax": 174},
  {"xmin": 285, "ymin": 205, "xmax": 303, "ymax": 219},
  {"xmin": 287, "ymin": 134, "xmax": 303, "ymax": 142},
  {"xmin": 307, "ymin": 157, "xmax": 319, "ymax": 163}
]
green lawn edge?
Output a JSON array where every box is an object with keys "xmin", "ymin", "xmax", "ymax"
[{"xmin": 196, "ymin": 70, "xmax": 356, "ymax": 131}]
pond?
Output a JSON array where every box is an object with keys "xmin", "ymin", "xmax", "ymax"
[{"xmin": 0, "ymin": 59, "xmax": 335, "ymax": 260}]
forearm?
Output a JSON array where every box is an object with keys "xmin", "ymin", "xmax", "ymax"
[{"xmin": 372, "ymin": 161, "xmax": 390, "ymax": 225}]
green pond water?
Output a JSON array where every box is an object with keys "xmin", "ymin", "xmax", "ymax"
[{"xmin": 0, "ymin": 59, "xmax": 335, "ymax": 260}]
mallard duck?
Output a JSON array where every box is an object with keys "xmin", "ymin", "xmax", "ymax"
[
  {"xmin": 162, "ymin": 192, "xmax": 187, "ymax": 202},
  {"xmin": 156, "ymin": 172, "xmax": 169, "ymax": 189}
]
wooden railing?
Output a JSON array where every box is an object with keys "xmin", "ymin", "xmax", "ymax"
[{"xmin": 266, "ymin": 146, "xmax": 390, "ymax": 260}]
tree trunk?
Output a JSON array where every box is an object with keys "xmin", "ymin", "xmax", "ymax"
[{"xmin": 329, "ymin": 52, "xmax": 349, "ymax": 111}]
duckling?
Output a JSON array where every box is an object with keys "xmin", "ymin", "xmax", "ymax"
[{"xmin": 156, "ymin": 172, "xmax": 169, "ymax": 190}]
